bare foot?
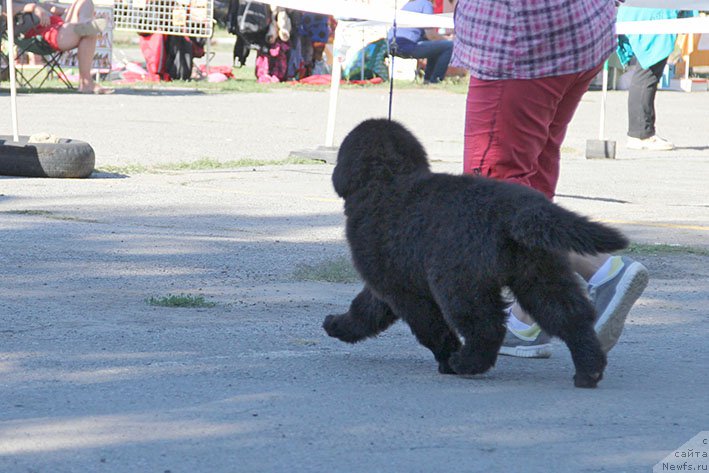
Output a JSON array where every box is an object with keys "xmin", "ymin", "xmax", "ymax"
[{"xmin": 78, "ymin": 84, "xmax": 114, "ymax": 95}]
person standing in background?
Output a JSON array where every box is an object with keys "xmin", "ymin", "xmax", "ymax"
[{"xmin": 617, "ymin": 7, "xmax": 690, "ymax": 151}]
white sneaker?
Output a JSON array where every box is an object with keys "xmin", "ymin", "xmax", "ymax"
[{"xmin": 626, "ymin": 135, "xmax": 675, "ymax": 151}]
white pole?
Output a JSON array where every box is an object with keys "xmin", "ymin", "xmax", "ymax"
[
  {"xmin": 5, "ymin": 0, "xmax": 20, "ymax": 141},
  {"xmin": 325, "ymin": 55, "xmax": 341, "ymax": 147},
  {"xmin": 325, "ymin": 22, "xmax": 344, "ymax": 147},
  {"xmin": 599, "ymin": 60, "xmax": 608, "ymax": 140},
  {"xmin": 206, "ymin": 36, "xmax": 211, "ymax": 76},
  {"xmin": 360, "ymin": 26, "xmax": 364, "ymax": 81}
]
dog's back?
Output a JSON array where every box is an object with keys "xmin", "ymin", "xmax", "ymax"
[{"xmin": 335, "ymin": 119, "xmax": 628, "ymax": 261}]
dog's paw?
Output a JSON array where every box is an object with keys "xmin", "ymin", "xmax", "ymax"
[
  {"xmin": 322, "ymin": 314, "xmax": 361, "ymax": 343},
  {"xmin": 438, "ymin": 359, "xmax": 456, "ymax": 375},
  {"xmin": 448, "ymin": 352, "xmax": 493, "ymax": 376},
  {"xmin": 573, "ymin": 371, "xmax": 604, "ymax": 388}
]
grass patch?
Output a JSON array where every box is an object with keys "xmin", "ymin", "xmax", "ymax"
[
  {"xmin": 96, "ymin": 156, "xmax": 324, "ymax": 175},
  {"xmin": 4, "ymin": 64, "xmax": 470, "ymax": 94},
  {"xmin": 4, "ymin": 209, "xmax": 54, "ymax": 216},
  {"xmin": 146, "ymin": 293, "xmax": 216, "ymax": 308},
  {"xmin": 626, "ymin": 242, "xmax": 709, "ymax": 257},
  {"xmin": 292, "ymin": 256, "xmax": 360, "ymax": 283},
  {"xmin": 3, "ymin": 209, "xmax": 98, "ymax": 223}
]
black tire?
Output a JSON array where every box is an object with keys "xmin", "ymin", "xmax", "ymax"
[{"xmin": 0, "ymin": 135, "xmax": 95, "ymax": 178}]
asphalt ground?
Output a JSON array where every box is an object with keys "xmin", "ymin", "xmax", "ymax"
[{"xmin": 0, "ymin": 84, "xmax": 708, "ymax": 473}]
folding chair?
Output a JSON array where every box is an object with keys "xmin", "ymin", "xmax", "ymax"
[
  {"xmin": 386, "ymin": 37, "xmax": 426, "ymax": 83},
  {"xmin": 0, "ymin": 16, "xmax": 9, "ymax": 81},
  {"xmin": 14, "ymin": 34, "xmax": 74, "ymax": 90},
  {"xmin": 1, "ymin": 12, "xmax": 74, "ymax": 90},
  {"xmin": 0, "ymin": 46, "xmax": 8, "ymax": 82}
]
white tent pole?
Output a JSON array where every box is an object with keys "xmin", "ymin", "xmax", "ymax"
[
  {"xmin": 5, "ymin": 0, "xmax": 20, "ymax": 141},
  {"xmin": 599, "ymin": 60, "xmax": 608, "ymax": 140},
  {"xmin": 325, "ymin": 22, "xmax": 343, "ymax": 147},
  {"xmin": 324, "ymin": 55, "xmax": 341, "ymax": 147}
]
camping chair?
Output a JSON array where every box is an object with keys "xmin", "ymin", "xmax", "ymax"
[
  {"xmin": 1, "ymin": 12, "xmax": 73, "ymax": 90},
  {"xmin": 14, "ymin": 34, "xmax": 74, "ymax": 90},
  {"xmin": 386, "ymin": 36, "xmax": 426, "ymax": 83},
  {"xmin": 0, "ymin": 16, "xmax": 9, "ymax": 81}
]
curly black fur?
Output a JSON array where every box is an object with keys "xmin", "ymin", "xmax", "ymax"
[{"xmin": 323, "ymin": 119, "xmax": 629, "ymax": 388}]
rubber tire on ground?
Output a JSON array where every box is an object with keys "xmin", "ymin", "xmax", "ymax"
[{"xmin": 0, "ymin": 135, "xmax": 95, "ymax": 178}]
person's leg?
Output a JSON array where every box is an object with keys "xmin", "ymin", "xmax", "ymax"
[
  {"xmin": 463, "ymin": 75, "xmax": 567, "ymax": 199},
  {"xmin": 428, "ymin": 40, "xmax": 452, "ymax": 83},
  {"xmin": 544, "ymin": 65, "xmax": 647, "ymax": 353},
  {"xmin": 54, "ymin": 26, "xmax": 97, "ymax": 91},
  {"xmin": 465, "ymin": 64, "xmax": 648, "ymax": 356},
  {"xmin": 411, "ymin": 40, "xmax": 453, "ymax": 83},
  {"xmin": 528, "ymin": 64, "xmax": 602, "ymax": 198},
  {"xmin": 62, "ymin": 0, "xmax": 96, "ymax": 23},
  {"xmin": 627, "ymin": 58, "xmax": 668, "ymax": 139},
  {"xmin": 463, "ymin": 74, "xmax": 565, "ymax": 357},
  {"xmin": 54, "ymin": 0, "xmax": 110, "ymax": 93},
  {"xmin": 421, "ymin": 40, "xmax": 452, "ymax": 83}
]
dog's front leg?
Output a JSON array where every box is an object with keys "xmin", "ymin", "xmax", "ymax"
[
  {"xmin": 323, "ymin": 286, "xmax": 399, "ymax": 343},
  {"xmin": 447, "ymin": 323, "xmax": 506, "ymax": 376},
  {"xmin": 433, "ymin": 290, "xmax": 507, "ymax": 376},
  {"xmin": 384, "ymin": 294, "xmax": 461, "ymax": 374}
]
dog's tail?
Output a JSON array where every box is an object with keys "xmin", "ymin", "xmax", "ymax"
[{"xmin": 508, "ymin": 203, "xmax": 628, "ymax": 255}]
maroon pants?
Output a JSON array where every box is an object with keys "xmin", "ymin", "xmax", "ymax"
[{"xmin": 463, "ymin": 64, "xmax": 602, "ymax": 200}]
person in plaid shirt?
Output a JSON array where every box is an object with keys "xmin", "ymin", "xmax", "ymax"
[{"xmin": 452, "ymin": 0, "xmax": 649, "ymax": 359}]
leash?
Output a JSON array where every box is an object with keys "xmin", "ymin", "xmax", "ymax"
[{"xmin": 388, "ymin": 0, "xmax": 398, "ymax": 121}]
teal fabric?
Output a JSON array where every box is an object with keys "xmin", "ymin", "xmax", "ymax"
[
  {"xmin": 616, "ymin": 7, "xmax": 697, "ymax": 69},
  {"xmin": 343, "ymin": 39, "xmax": 389, "ymax": 81}
]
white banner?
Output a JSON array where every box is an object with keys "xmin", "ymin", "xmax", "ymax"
[
  {"xmin": 617, "ymin": 16, "xmax": 709, "ymax": 33},
  {"xmin": 623, "ymin": 0, "xmax": 709, "ymax": 8},
  {"xmin": 257, "ymin": 0, "xmax": 454, "ymax": 28},
  {"xmin": 259, "ymin": 0, "xmax": 709, "ymax": 33}
]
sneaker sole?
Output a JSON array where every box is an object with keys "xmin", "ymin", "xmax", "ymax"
[
  {"xmin": 594, "ymin": 262, "xmax": 649, "ymax": 353},
  {"xmin": 498, "ymin": 343, "xmax": 552, "ymax": 359}
]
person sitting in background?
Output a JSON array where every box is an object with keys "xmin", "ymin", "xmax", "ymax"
[
  {"xmin": 388, "ymin": 0, "xmax": 453, "ymax": 84},
  {"xmin": 10, "ymin": 0, "xmax": 111, "ymax": 94}
]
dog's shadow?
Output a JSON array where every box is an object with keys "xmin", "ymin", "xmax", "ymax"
[{"xmin": 324, "ymin": 346, "xmax": 574, "ymax": 386}]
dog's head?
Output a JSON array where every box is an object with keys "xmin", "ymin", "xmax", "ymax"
[{"xmin": 332, "ymin": 119, "xmax": 430, "ymax": 198}]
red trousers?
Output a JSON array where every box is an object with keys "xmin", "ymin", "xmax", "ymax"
[{"xmin": 463, "ymin": 64, "xmax": 602, "ymax": 200}]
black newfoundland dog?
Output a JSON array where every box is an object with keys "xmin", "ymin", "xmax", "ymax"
[{"xmin": 323, "ymin": 119, "xmax": 628, "ymax": 388}]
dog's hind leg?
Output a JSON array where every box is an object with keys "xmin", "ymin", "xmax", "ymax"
[
  {"xmin": 510, "ymin": 256, "xmax": 607, "ymax": 388},
  {"xmin": 385, "ymin": 294, "xmax": 462, "ymax": 374},
  {"xmin": 323, "ymin": 286, "xmax": 399, "ymax": 343},
  {"xmin": 430, "ymin": 284, "xmax": 508, "ymax": 376}
]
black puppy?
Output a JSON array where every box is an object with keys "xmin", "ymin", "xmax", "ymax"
[{"xmin": 323, "ymin": 119, "xmax": 629, "ymax": 388}]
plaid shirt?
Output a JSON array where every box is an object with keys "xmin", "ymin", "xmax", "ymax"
[{"xmin": 452, "ymin": 0, "xmax": 617, "ymax": 80}]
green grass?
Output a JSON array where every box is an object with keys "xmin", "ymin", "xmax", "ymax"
[
  {"xmin": 3, "ymin": 60, "xmax": 469, "ymax": 94},
  {"xmin": 146, "ymin": 293, "xmax": 216, "ymax": 308},
  {"xmin": 2, "ymin": 209, "xmax": 98, "ymax": 223},
  {"xmin": 96, "ymin": 156, "xmax": 324, "ymax": 175},
  {"xmin": 626, "ymin": 242, "xmax": 709, "ymax": 257},
  {"xmin": 292, "ymin": 256, "xmax": 360, "ymax": 284},
  {"xmin": 4, "ymin": 209, "xmax": 54, "ymax": 216}
]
